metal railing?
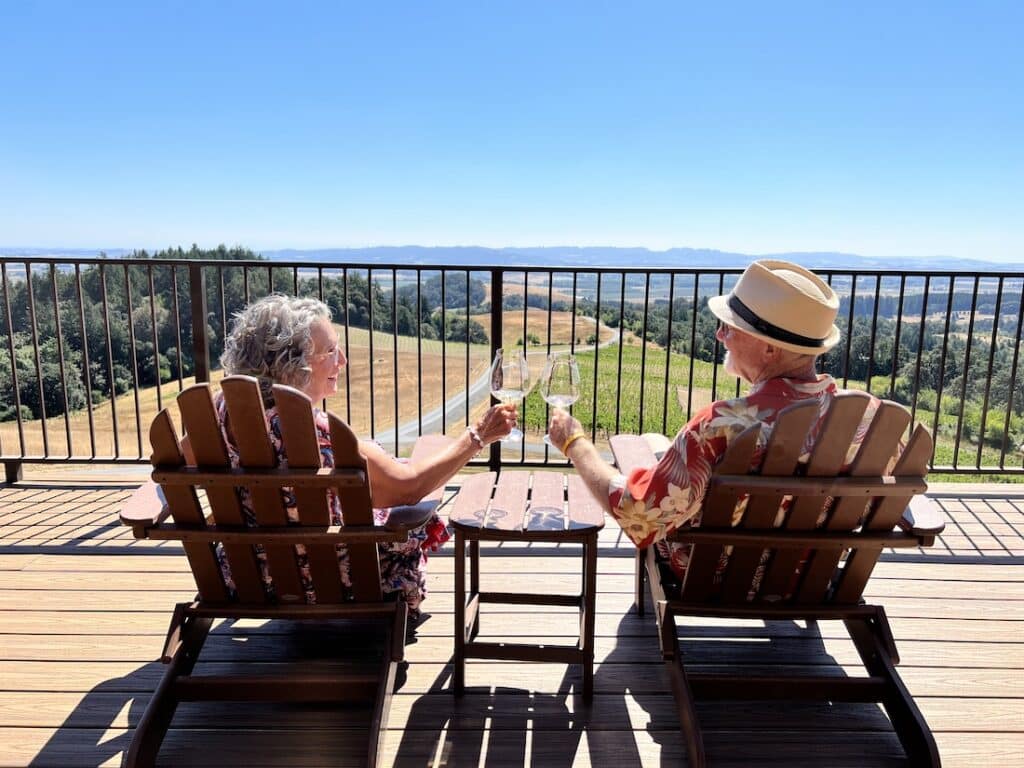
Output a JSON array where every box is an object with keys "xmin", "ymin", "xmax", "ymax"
[{"xmin": 1, "ymin": 255, "xmax": 1022, "ymax": 480}]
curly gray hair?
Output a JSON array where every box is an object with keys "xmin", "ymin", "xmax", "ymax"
[{"xmin": 220, "ymin": 294, "xmax": 332, "ymax": 404}]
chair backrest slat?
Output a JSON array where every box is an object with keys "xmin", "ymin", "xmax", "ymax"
[
  {"xmin": 681, "ymin": 424, "xmax": 760, "ymax": 602},
  {"xmin": 617, "ymin": 391, "xmax": 933, "ymax": 609},
  {"xmin": 833, "ymin": 423, "xmax": 933, "ymax": 602},
  {"xmin": 274, "ymin": 386, "xmax": 334, "ymax": 525},
  {"xmin": 757, "ymin": 393, "xmax": 870, "ymax": 600},
  {"xmin": 720, "ymin": 400, "xmax": 818, "ymax": 602},
  {"xmin": 220, "ymin": 377, "xmax": 289, "ymax": 526},
  {"xmin": 221, "ymin": 377, "xmax": 306, "ymax": 603},
  {"xmin": 795, "ymin": 400, "xmax": 910, "ymax": 603},
  {"xmin": 145, "ymin": 378, "xmax": 389, "ymax": 607},
  {"xmin": 272, "ymin": 385, "xmax": 347, "ymax": 604},
  {"xmin": 328, "ymin": 409, "xmax": 380, "ymax": 602},
  {"xmin": 150, "ymin": 409, "xmax": 228, "ymax": 602},
  {"xmin": 178, "ymin": 384, "xmax": 266, "ymax": 603}
]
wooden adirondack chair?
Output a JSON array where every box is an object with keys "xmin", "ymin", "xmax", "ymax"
[
  {"xmin": 610, "ymin": 391, "xmax": 946, "ymax": 767},
  {"xmin": 119, "ymin": 375, "xmax": 446, "ymax": 768}
]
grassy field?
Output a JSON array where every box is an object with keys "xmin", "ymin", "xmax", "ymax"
[
  {"xmin": 520, "ymin": 342, "xmax": 1023, "ymax": 481},
  {"xmin": 521, "ymin": 341, "xmax": 738, "ymax": 438}
]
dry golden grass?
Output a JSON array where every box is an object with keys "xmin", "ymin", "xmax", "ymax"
[
  {"xmin": 470, "ymin": 309, "xmax": 616, "ymax": 350},
  {"xmin": 1, "ymin": 313, "xmax": 611, "ymax": 461},
  {"xmin": 480, "ymin": 274, "xmax": 576, "ymax": 306},
  {"xmin": 0, "ymin": 371, "xmax": 227, "ymax": 461}
]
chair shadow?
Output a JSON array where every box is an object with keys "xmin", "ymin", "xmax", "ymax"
[
  {"xmin": 25, "ymin": 618, "xmax": 401, "ymax": 767},
  {"xmin": 619, "ymin": 586, "xmax": 904, "ymax": 766},
  {"xmin": 389, "ymin": 607, "xmax": 663, "ymax": 767},
  {"xmin": 584, "ymin": 610, "xmax": 679, "ymax": 767},
  {"xmin": 27, "ymin": 665, "xmax": 157, "ymax": 767},
  {"xmin": 390, "ymin": 664, "xmax": 589, "ymax": 768}
]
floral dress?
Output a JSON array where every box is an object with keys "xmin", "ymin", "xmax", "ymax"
[
  {"xmin": 608, "ymin": 375, "xmax": 882, "ymax": 594},
  {"xmin": 213, "ymin": 394, "xmax": 450, "ymax": 614}
]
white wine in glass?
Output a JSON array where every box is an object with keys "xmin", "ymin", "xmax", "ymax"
[
  {"xmin": 489, "ymin": 348, "xmax": 530, "ymax": 442},
  {"xmin": 540, "ymin": 352, "xmax": 580, "ymax": 446}
]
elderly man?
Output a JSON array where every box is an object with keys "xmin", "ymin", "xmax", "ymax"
[{"xmin": 548, "ymin": 259, "xmax": 877, "ymax": 583}]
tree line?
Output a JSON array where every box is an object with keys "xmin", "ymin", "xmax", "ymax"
[{"xmin": 0, "ymin": 248, "xmax": 491, "ymax": 422}]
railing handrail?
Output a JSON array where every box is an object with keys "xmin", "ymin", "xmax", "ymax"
[
  {"xmin": 1, "ymin": 254, "xmax": 1022, "ymax": 481},
  {"xmin": 5, "ymin": 254, "xmax": 1024, "ymax": 279}
]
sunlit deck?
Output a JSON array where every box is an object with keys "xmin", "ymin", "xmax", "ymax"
[{"xmin": 1, "ymin": 471, "xmax": 1021, "ymax": 767}]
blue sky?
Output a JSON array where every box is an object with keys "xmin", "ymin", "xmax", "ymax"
[{"xmin": 2, "ymin": 1, "xmax": 1021, "ymax": 261}]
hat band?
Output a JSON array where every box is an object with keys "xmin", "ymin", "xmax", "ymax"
[{"xmin": 727, "ymin": 295, "xmax": 827, "ymax": 349}]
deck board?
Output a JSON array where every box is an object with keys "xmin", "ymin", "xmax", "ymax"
[{"xmin": 1, "ymin": 477, "xmax": 1022, "ymax": 767}]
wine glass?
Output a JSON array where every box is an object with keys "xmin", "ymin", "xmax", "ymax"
[
  {"xmin": 489, "ymin": 348, "xmax": 530, "ymax": 442},
  {"xmin": 540, "ymin": 352, "xmax": 581, "ymax": 446}
]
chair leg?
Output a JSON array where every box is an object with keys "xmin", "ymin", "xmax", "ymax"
[
  {"xmin": 665, "ymin": 652, "xmax": 706, "ymax": 768},
  {"xmin": 124, "ymin": 612, "xmax": 212, "ymax": 768},
  {"xmin": 846, "ymin": 612, "xmax": 941, "ymax": 767},
  {"xmin": 368, "ymin": 638, "xmax": 399, "ymax": 768}
]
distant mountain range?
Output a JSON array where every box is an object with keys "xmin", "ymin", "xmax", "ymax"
[{"xmin": 2, "ymin": 245, "xmax": 1021, "ymax": 272}]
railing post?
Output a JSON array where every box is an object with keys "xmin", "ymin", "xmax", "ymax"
[
  {"xmin": 488, "ymin": 268, "xmax": 503, "ymax": 473},
  {"xmin": 189, "ymin": 262, "xmax": 210, "ymax": 383},
  {"xmin": 4, "ymin": 460, "xmax": 22, "ymax": 485}
]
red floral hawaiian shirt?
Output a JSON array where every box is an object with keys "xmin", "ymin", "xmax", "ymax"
[{"xmin": 608, "ymin": 374, "xmax": 882, "ymax": 581}]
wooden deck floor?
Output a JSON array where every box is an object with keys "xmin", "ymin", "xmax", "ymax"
[{"xmin": 1, "ymin": 472, "xmax": 1022, "ymax": 766}]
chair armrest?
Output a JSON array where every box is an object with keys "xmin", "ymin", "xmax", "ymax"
[
  {"xmin": 901, "ymin": 494, "xmax": 945, "ymax": 536},
  {"xmin": 409, "ymin": 434, "xmax": 452, "ymax": 503},
  {"xmin": 119, "ymin": 479, "xmax": 171, "ymax": 529},
  {"xmin": 385, "ymin": 499, "xmax": 439, "ymax": 531},
  {"xmin": 641, "ymin": 432, "xmax": 672, "ymax": 460},
  {"xmin": 610, "ymin": 434, "xmax": 658, "ymax": 473}
]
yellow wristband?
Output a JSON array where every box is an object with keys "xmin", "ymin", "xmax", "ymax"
[{"xmin": 560, "ymin": 431, "xmax": 587, "ymax": 455}]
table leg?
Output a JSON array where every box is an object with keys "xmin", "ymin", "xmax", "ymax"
[
  {"xmin": 454, "ymin": 531, "xmax": 466, "ymax": 696},
  {"xmin": 582, "ymin": 533, "xmax": 597, "ymax": 699},
  {"xmin": 469, "ymin": 539, "xmax": 481, "ymax": 642}
]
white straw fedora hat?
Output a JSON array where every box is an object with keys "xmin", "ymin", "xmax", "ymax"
[{"xmin": 707, "ymin": 260, "xmax": 841, "ymax": 355}]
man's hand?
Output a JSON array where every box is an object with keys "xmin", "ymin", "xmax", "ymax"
[
  {"xmin": 547, "ymin": 408, "xmax": 615, "ymax": 511},
  {"xmin": 548, "ymin": 408, "xmax": 583, "ymax": 453}
]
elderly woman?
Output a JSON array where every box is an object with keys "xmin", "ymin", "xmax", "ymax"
[{"xmin": 217, "ymin": 293, "xmax": 516, "ymax": 615}]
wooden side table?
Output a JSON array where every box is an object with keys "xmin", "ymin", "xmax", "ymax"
[{"xmin": 448, "ymin": 469, "xmax": 606, "ymax": 699}]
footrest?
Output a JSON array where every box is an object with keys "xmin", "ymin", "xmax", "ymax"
[
  {"xmin": 174, "ymin": 673, "xmax": 379, "ymax": 702},
  {"xmin": 464, "ymin": 640, "xmax": 585, "ymax": 664},
  {"xmin": 688, "ymin": 673, "xmax": 889, "ymax": 701},
  {"xmin": 477, "ymin": 591, "xmax": 582, "ymax": 607}
]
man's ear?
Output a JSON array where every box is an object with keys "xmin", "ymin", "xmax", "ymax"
[{"xmin": 760, "ymin": 342, "xmax": 780, "ymax": 364}]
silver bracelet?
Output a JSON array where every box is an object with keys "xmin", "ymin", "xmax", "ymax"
[{"xmin": 466, "ymin": 424, "xmax": 485, "ymax": 449}]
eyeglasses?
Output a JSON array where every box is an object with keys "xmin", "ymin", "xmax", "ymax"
[{"xmin": 309, "ymin": 345, "xmax": 342, "ymax": 364}]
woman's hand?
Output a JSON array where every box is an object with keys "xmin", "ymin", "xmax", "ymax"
[
  {"xmin": 363, "ymin": 403, "xmax": 517, "ymax": 508},
  {"xmin": 475, "ymin": 403, "xmax": 518, "ymax": 445},
  {"xmin": 548, "ymin": 408, "xmax": 583, "ymax": 453}
]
